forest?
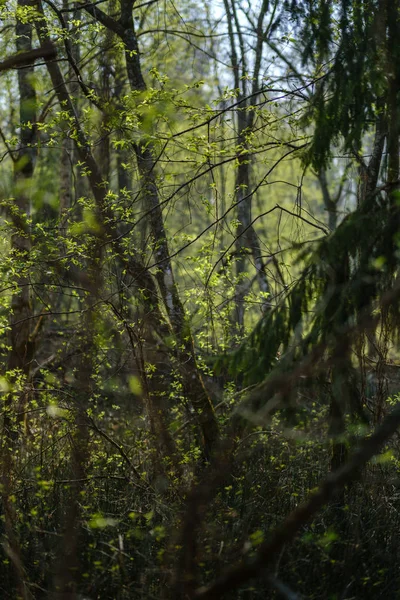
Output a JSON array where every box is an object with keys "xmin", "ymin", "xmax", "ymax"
[{"xmin": 1, "ymin": 0, "xmax": 400, "ymax": 598}]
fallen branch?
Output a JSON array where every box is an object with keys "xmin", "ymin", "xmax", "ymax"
[{"xmin": 195, "ymin": 401, "xmax": 400, "ymax": 598}]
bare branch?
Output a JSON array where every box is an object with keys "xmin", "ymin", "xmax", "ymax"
[{"xmin": 0, "ymin": 41, "xmax": 56, "ymax": 72}]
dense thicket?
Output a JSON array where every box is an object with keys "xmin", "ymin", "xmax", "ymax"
[{"xmin": 1, "ymin": 1, "xmax": 400, "ymax": 598}]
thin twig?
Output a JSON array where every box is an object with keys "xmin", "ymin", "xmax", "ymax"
[{"xmin": 88, "ymin": 417, "xmax": 150, "ymax": 490}]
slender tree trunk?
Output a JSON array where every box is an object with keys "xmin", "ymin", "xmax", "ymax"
[
  {"xmin": 223, "ymin": 0, "xmax": 271, "ymax": 334},
  {"xmin": 96, "ymin": 25, "xmax": 113, "ymax": 182},
  {"xmin": 52, "ymin": 247, "xmax": 99, "ymax": 600},
  {"xmin": 1, "ymin": 3, "xmax": 37, "ymax": 596},
  {"xmin": 386, "ymin": 1, "xmax": 400, "ymax": 193},
  {"xmin": 110, "ymin": 53, "xmax": 178, "ymax": 467},
  {"xmin": 133, "ymin": 139, "xmax": 219, "ymax": 460},
  {"xmin": 318, "ymin": 168, "xmax": 338, "ymax": 231},
  {"xmin": 35, "ymin": 2, "xmax": 180, "ymax": 464},
  {"xmin": 234, "ymin": 114, "xmax": 271, "ymax": 332},
  {"xmin": 80, "ymin": 0, "xmax": 220, "ymax": 459},
  {"xmin": 59, "ymin": 138, "xmax": 72, "ymax": 220},
  {"xmin": 5, "ymin": 0, "xmax": 38, "ymax": 436}
]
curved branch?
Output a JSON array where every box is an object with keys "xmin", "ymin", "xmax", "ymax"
[{"xmin": 195, "ymin": 401, "xmax": 400, "ymax": 598}]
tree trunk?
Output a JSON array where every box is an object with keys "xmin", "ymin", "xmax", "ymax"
[
  {"xmin": 5, "ymin": 0, "xmax": 38, "ymax": 437},
  {"xmin": 1, "ymin": 3, "xmax": 38, "ymax": 596},
  {"xmin": 79, "ymin": 0, "xmax": 220, "ymax": 459},
  {"xmin": 35, "ymin": 2, "xmax": 181, "ymax": 465},
  {"xmin": 235, "ymin": 113, "xmax": 271, "ymax": 332},
  {"xmin": 223, "ymin": 0, "xmax": 271, "ymax": 334}
]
